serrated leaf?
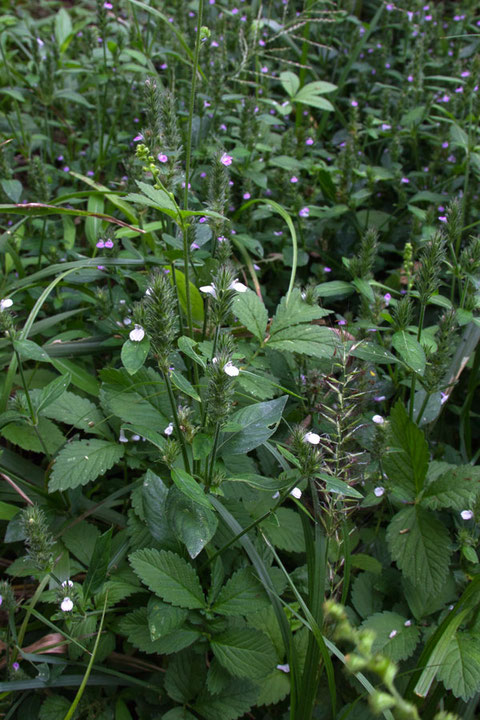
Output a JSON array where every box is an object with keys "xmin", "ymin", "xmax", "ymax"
[
  {"xmin": 436, "ymin": 632, "xmax": 480, "ymax": 701},
  {"xmin": 421, "ymin": 464, "xmax": 480, "ymax": 510},
  {"xmin": 349, "ymin": 342, "xmax": 399, "ymax": 364},
  {"xmin": 164, "ymin": 648, "xmax": 207, "ymax": 702},
  {"xmin": 268, "ymin": 324, "xmax": 337, "ymax": 358},
  {"xmin": 386, "ymin": 506, "xmax": 451, "ymax": 594},
  {"xmin": 35, "ymin": 373, "xmax": 71, "ymax": 414},
  {"xmin": 171, "ymin": 468, "xmax": 213, "ymax": 509},
  {"xmin": 62, "ymin": 521, "xmax": 100, "ymax": 566},
  {"xmin": 211, "ymin": 628, "xmax": 277, "ymax": 680},
  {"xmin": 166, "ymin": 487, "xmax": 218, "ymax": 559},
  {"xmin": 100, "ymin": 383, "xmax": 168, "ymax": 428},
  {"xmin": 212, "ymin": 568, "xmax": 270, "ymax": 616},
  {"xmin": 256, "ymin": 668, "xmax": 290, "ymax": 706},
  {"xmin": 142, "ymin": 470, "xmax": 176, "ymax": 547},
  {"xmin": 49, "ymin": 439, "xmax": 124, "ymax": 492},
  {"xmin": 147, "ymin": 597, "xmax": 188, "ymax": 640},
  {"xmin": 39, "ymin": 695, "xmax": 71, "ymax": 720},
  {"xmin": 129, "ymin": 548, "xmax": 206, "ymax": 608},
  {"xmin": 392, "ymin": 331, "xmax": 426, "ymax": 374},
  {"xmin": 40, "ymin": 391, "xmax": 107, "ymax": 436},
  {"xmin": 162, "ymin": 709, "xmax": 197, "ymax": 720},
  {"xmin": 121, "ymin": 337, "xmax": 150, "ymax": 375},
  {"xmin": 361, "ymin": 611, "xmax": 420, "ymax": 662},
  {"xmin": 261, "ymin": 507, "xmax": 305, "ymax": 553},
  {"xmin": 194, "ymin": 677, "xmax": 258, "ymax": 720},
  {"xmin": 220, "ymin": 396, "xmax": 287, "ymax": 455},
  {"xmin": 384, "ymin": 401, "xmax": 429, "ymax": 497},
  {"xmin": 135, "ymin": 180, "xmax": 178, "ymax": 213},
  {"xmin": 270, "ymin": 288, "xmax": 330, "ymax": 334},
  {"xmin": 119, "ymin": 607, "xmax": 200, "ymax": 655},
  {"xmin": 351, "ymin": 572, "xmax": 384, "ymax": 619},
  {"xmin": 2, "ymin": 417, "xmax": 64, "ymax": 455},
  {"xmin": 232, "ymin": 290, "xmax": 268, "ymax": 342}
]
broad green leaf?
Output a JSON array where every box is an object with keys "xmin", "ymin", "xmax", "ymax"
[
  {"xmin": 232, "ymin": 290, "xmax": 268, "ymax": 342},
  {"xmin": 172, "ymin": 269, "xmax": 204, "ymax": 325},
  {"xmin": 162, "ymin": 709, "xmax": 197, "ymax": 720},
  {"xmin": 270, "ymin": 288, "xmax": 330, "ymax": 334},
  {"xmin": 62, "ymin": 521, "xmax": 100, "ymax": 567},
  {"xmin": 361, "ymin": 611, "xmax": 420, "ymax": 662},
  {"xmin": 40, "ymin": 696, "xmax": 71, "ymax": 720},
  {"xmin": 350, "ymin": 554, "xmax": 382, "ymax": 574},
  {"xmin": 449, "ymin": 123, "xmax": 469, "ymax": 150},
  {"xmin": 142, "ymin": 470, "xmax": 175, "ymax": 547},
  {"xmin": 13, "ymin": 338, "xmax": 50, "ymax": 363},
  {"xmin": 85, "ymin": 194, "xmax": 104, "ymax": 247},
  {"xmin": 351, "ymin": 572, "xmax": 383, "ymax": 619},
  {"xmin": 349, "ymin": 342, "xmax": 399, "ymax": 364},
  {"xmin": 55, "ymin": 8, "xmax": 72, "ymax": 48},
  {"xmin": 54, "ymin": 89, "xmax": 94, "ymax": 109},
  {"xmin": 293, "ymin": 88, "xmax": 334, "ymax": 111},
  {"xmin": 135, "ymin": 180, "xmax": 178, "ymax": 214},
  {"xmin": 436, "ymin": 632, "xmax": 480, "ymax": 701},
  {"xmin": 386, "ymin": 506, "xmax": 451, "ymax": 594},
  {"xmin": 261, "ymin": 507, "xmax": 305, "ymax": 553},
  {"xmin": 1, "ymin": 179, "xmax": 22, "ymax": 203},
  {"xmin": 194, "ymin": 678, "xmax": 257, "ymax": 720},
  {"xmin": 147, "ymin": 597, "xmax": 188, "ymax": 640},
  {"xmin": 40, "ymin": 391, "xmax": 107, "ymax": 436},
  {"xmin": 83, "ymin": 527, "xmax": 112, "ymax": 599},
  {"xmin": 280, "ymin": 71, "xmax": 300, "ymax": 97},
  {"xmin": 2, "ymin": 417, "xmax": 64, "ymax": 455},
  {"xmin": 421, "ymin": 463, "xmax": 480, "ymax": 511},
  {"xmin": 211, "ymin": 628, "xmax": 277, "ymax": 680},
  {"xmin": 166, "ymin": 487, "xmax": 218, "ymax": 559},
  {"xmin": 212, "ymin": 568, "xmax": 270, "ymax": 616},
  {"xmin": 392, "ymin": 331, "xmax": 426, "ymax": 374},
  {"xmin": 129, "ymin": 548, "xmax": 206, "ymax": 608},
  {"xmin": 121, "ymin": 337, "xmax": 150, "ymax": 376},
  {"xmin": 383, "ymin": 401, "xmax": 429, "ymax": 497},
  {"xmin": 315, "ymin": 281, "xmax": 354, "ymax": 298},
  {"xmin": 49, "ymin": 439, "xmax": 125, "ymax": 492},
  {"xmin": 220, "ymin": 396, "xmax": 287, "ymax": 455},
  {"xmin": 177, "ymin": 336, "xmax": 206, "ymax": 368},
  {"xmin": 36, "ymin": 373, "xmax": 71, "ymax": 414},
  {"xmin": 171, "ymin": 468, "xmax": 213, "ymax": 509},
  {"xmin": 0, "ymin": 501, "xmax": 20, "ymax": 521},
  {"xmin": 119, "ymin": 607, "xmax": 200, "ymax": 655},
  {"xmin": 170, "ymin": 370, "xmax": 201, "ymax": 402},
  {"xmin": 268, "ymin": 324, "xmax": 337, "ymax": 359},
  {"xmin": 316, "ymin": 473, "xmax": 364, "ymax": 499},
  {"xmin": 100, "ymin": 384, "xmax": 168, "ymax": 429},
  {"xmin": 164, "ymin": 648, "xmax": 207, "ymax": 703}
]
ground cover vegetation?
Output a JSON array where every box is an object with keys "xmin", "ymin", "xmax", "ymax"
[{"xmin": 0, "ymin": 0, "xmax": 480, "ymax": 718}]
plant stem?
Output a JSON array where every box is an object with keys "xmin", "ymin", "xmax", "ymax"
[
  {"xmin": 162, "ymin": 368, "xmax": 190, "ymax": 472},
  {"xmin": 206, "ymin": 422, "xmax": 221, "ymax": 490}
]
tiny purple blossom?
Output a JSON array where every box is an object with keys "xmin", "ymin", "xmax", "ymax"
[
  {"xmin": 63, "ymin": 166, "xmax": 70, "ymax": 173},
  {"xmin": 401, "ymin": 177, "xmax": 410, "ymax": 184},
  {"xmin": 290, "ymin": 176, "xmax": 298, "ymax": 183},
  {"xmin": 104, "ymin": 239, "xmax": 114, "ymax": 249},
  {"xmin": 351, "ymin": 100, "xmax": 358, "ymax": 107},
  {"xmin": 104, "ymin": 1, "xmax": 113, "ymax": 8},
  {"xmin": 87, "ymin": 170, "xmax": 95, "ymax": 177},
  {"xmin": 243, "ymin": 192, "xmax": 251, "ymax": 200},
  {"xmin": 305, "ymin": 137, "xmax": 314, "ymax": 145},
  {"xmin": 261, "ymin": 66, "xmax": 268, "ymax": 73},
  {"xmin": 442, "ymin": 141, "xmax": 449, "ymax": 148},
  {"xmin": 96, "ymin": 240, "xmax": 105, "ymax": 248},
  {"xmin": 324, "ymin": 266, "xmax": 332, "ymax": 273},
  {"xmin": 220, "ymin": 152, "xmax": 233, "ymax": 166},
  {"xmin": 299, "ymin": 207, "xmax": 309, "ymax": 218},
  {"xmin": 133, "ymin": 134, "xmax": 144, "ymax": 142},
  {"xmin": 438, "ymin": 216, "xmax": 447, "ymax": 223},
  {"xmin": 407, "ymin": 75, "xmax": 414, "ymax": 82},
  {"xmin": 158, "ymin": 153, "xmax": 168, "ymax": 163},
  {"xmin": 12, "ymin": 662, "xmax": 20, "ymax": 672},
  {"xmin": 384, "ymin": 292, "xmax": 392, "ymax": 306}
]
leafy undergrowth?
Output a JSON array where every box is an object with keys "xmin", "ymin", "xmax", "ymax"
[{"xmin": 1, "ymin": 1, "xmax": 480, "ymax": 719}]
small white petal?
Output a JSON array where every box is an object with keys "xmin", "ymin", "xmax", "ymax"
[
  {"xmin": 461, "ymin": 509, "xmax": 474, "ymax": 520},
  {"xmin": 372, "ymin": 414, "xmax": 384, "ymax": 424},
  {"xmin": 123, "ymin": 318, "xmax": 132, "ymax": 325},
  {"xmin": 119, "ymin": 429, "xmax": 128, "ymax": 443},
  {"xmin": 131, "ymin": 434, "xmax": 140, "ymax": 441},
  {"xmin": 61, "ymin": 597, "xmax": 74, "ymax": 612},
  {"xmin": 0, "ymin": 298, "xmax": 13, "ymax": 311},
  {"xmin": 200, "ymin": 284, "xmax": 217, "ymax": 298},
  {"xmin": 212, "ymin": 357, "xmax": 218, "ymax": 364},
  {"xmin": 272, "ymin": 491, "xmax": 280, "ymax": 499},
  {"xmin": 374, "ymin": 486, "xmax": 385, "ymax": 497},
  {"xmin": 145, "ymin": 287, "xmax": 152, "ymax": 296},
  {"xmin": 224, "ymin": 361, "xmax": 240, "ymax": 377},
  {"xmin": 304, "ymin": 431, "xmax": 320, "ymax": 445},
  {"xmin": 389, "ymin": 629, "xmax": 397, "ymax": 639},
  {"xmin": 164, "ymin": 422, "xmax": 174, "ymax": 436},
  {"xmin": 61, "ymin": 579, "xmax": 74, "ymax": 588},
  {"xmin": 229, "ymin": 279, "xmax": 248, "ymax": 292},
  {"xmin": 277, "ymin": 663, "xmax": 290, "ymax": 673},
  {"xmin": 129, "ymin": 324, "xmax": 145, "ymax": 342},
  {"xmin": 290, "ymin": 487, "xmax": 302, "ymax": 499},
  {"xmin": 404, "ymin": 620, "xmax": 412, "ymax": 627}
]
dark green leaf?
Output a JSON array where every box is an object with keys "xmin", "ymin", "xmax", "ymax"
[
  {"xmin": 166, "ymin": 487, "xmax": 218, "ymax": 559},
  {"xmin": 129, "ymin": 548, "xmax": 206, "ymax": 608}
]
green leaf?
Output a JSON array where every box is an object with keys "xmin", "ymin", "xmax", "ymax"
[
  {"xmin": 315, "ymin": 281, "xmax": 354, "ymax": 298},
  {"xmin": 361, "ymin": 611, "xmax": 420, "ymax": 662},
  {"xmin": 391, "ymin": 331, "xmax": 426, "ymax": 374},
  {"xmin": 315, "ymin": 473, "xmax": 364, "ymax": 499},
  {"xmin": 129, "ymin": 548, "xmax": 206, "ymax": 608},
  {"xmin": 349, "ymin": 342, "xmax": 399, "ymax": 364},
  {"xmin": 147, "ymin": 597, "xmax": 188, "ymax": 640},
  {"xmin": 386, "ymin": 506, "xmax": 451, "ymax": 594},
  {"xmin": 2, "ymin": 417, "xmax": 64, "ymax": 455},
  {"xmin": 55, "ymin": 8, "xmax": 72, "ymax": 48},
  {"xmin": 62, "ymin": 521, "xmax": 100, "ymax": 567},
  {"xmin": 13, "ymin": 339, "xmax": 50, "ymax": 363},
  {"xmin": 212, "ymin": 568, "xmax": 270, "ymax": 616},
  {"xmin": 178, "ymin": 336, "xmax": 206, "ymax": 368},
  {"xmin": 0, "ymin": 501, "xmax": 20, "ymax": 521},
  {"xmin": 293, "ymin": 81, "xmax": 336, "ymax": 111},
  {"xmin": 171, "ymin": 468, "xmax": 213, "ymax": 509},
  {"xmin": 100, "ymin": 383, "xmax": 168, "ymax": 429},
  {"xmin": 134, "ymin": 180, "xmax": 178, "ymax": 213},
  {"xmin": 270, "ymin": 288, "xmax": 330, "ymax": 334},
  {"xmin": 40, "ymin": 391, "xmax": 107, "ymax": 436},
  {"xmin": 164, "ymin": 648, "xmax": 207, "ymax": 703},
  {"xmin": 166, "ymin": 487, "xmax": 218, "ymax": 559},
  {"xmin": 35, "ymin": 373, "xmax": 71, "ymax": 414},
  {"xmin": 40, "ymin": 695, "xmax": 71, "ymax": 720},
  {"xmin": 85, "ymin": 194, "xmax": 104, "ymax": 247},
  {"xmin": 350, "ymin": 554, "xmax": 382, "ymax": 574},
  {"xmin": 232, "ymin": 290, "xmax": 268, "ymax": 342},
  {"xmin": 142, "ymin": 470, "xmax": 176, "ymax": 547},
  {"xmin": 421, "ymin": 463, "xmax": 480, "ymax": 511},
  {"xmin": 449, "ymin": 123, "xmax": 469, "ymax": 150},
  {"xmin": 1, "ymin": 179, "xmax": 22, "ymax": 203},
  {"xmin": 194, "ymin": 678, "xmax": 258, "ymax": 720},
  {"xmin": 170, "ymin": 370, "xmax": 201, "ymax": 402},
  {"xmin": 351, "ymin": 572, "xmax": 384, "ymax": 619},
  {"xmin": 162, "ymin": 709, "xmax": 197, "ymax": 720},
  {"xmin": 211, "ymin": 628, "xmax": 277, "ymax": 680},
  {"xmin": 268, "ymin": 324, "xmax": 337, "ymax": 359},
  {"xmin": 261, "ymin": 507, "xmax": 305, "ymax": 553},
  {"xmin": 280, "ymin": 71, "xmax": 300, "ymax": 97},
  {"xmin": 83, "ymin": 528, "xmax": 112, "ymax": 599},
  {"xmin": 220, "ymin": 396, "xmax": 287, "ymax": 455},
  {"xmin": 49, "ymin": 439, "xmax": 125, "ymax": 492},
  {"xmin": 383, "ymin": 401, "xmax": 429, "ymax": 497},
  {"xmin": 54, "ymin": 89, "xmax": 94, "ymax": 109},
  {"xmin": 436, "ymin": 632, "xmax": 480, "ymax": 701},
  {"xmin": 172, "ymin": 269, "xmax": 204, "ymax": 325},
  {"xmin": 119, "ymin": 607, "xmax": 200, "ymax": 655},
  {"xmin": 256, "ymin": 668, "xmax": 290, "ymax": 706},
  {"xmin": 121, "ymin": 337, "xmax": 150, "ymax": 376}
]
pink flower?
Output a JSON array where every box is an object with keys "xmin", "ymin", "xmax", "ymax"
[
  {"xmin": 243, "ymin": 192, "xmax": 251, "ymax": 199},
  {"xmin": 299, "ymin": 207, "xmax": 309, "ymax": 218},
  {"xmin": 104, "ymin": 239, "xmax": 114, "ymax": 248},
  {"xmin": 133, "ymin": 134, "xmax": 144, "ymax": 142},
  {"xmin": 261, "ymin": 66, "xmax": 268, "ymax": 73},
  {"xmin": 351, "ymin": 100, "xmax": 358, "ymax": 107},
  {"xmin": 220, "ymin": 152, "xmax": 233, "ymax": 166},
  {"xmin": 401, "ymin": 177, "xmax": 410, "ymax": 184},
  {"xmin": 158, "ymin": 153, "xmax": 168, "ymax": 163},
  {"xmin": 305, "ymin": 137, "xmax": 314, "ymax": 145},
  {"xmin": 96, "ymin": 240, "xmax": 105, "ymax": 248},
  {"xmin": 104, "ymin": 2, "xmax": 113, "ymax": 8},
  {"xmin": 324, "ymin": 266, "xmax": 332, "ymax": 273},
  {"xmin": 290, "ymin": 176, "xmax": 298, "ymax": 183}
]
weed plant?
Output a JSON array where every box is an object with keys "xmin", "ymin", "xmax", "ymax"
[{"xmin": 0, "ymin": 1, "xmax": 480, "ymax": 719}]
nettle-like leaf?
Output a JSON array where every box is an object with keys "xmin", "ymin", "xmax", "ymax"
[
  {"xmin": 270, "ymin": 288, "xmax": 331, "ymax": 333},
  {"xmin": 129, "ymin": 548, "xmax": 206, "ymax": 608},
  {"xmin": 212, "ymin": 567, "xmax": 270, "ymax": 616},
  {"xmin": 39, "ymin": 390, "xmax": 108, "ymax": 436},
  {"xmin": 360, "ymin": 611, "xmax": 420, "ymax": 662},
  {"xmin": 386, "ymin": 506, "xmax": 451, "ymax": 594},
  {"xmin": 166, "ymin": 487, "xmax": 218, "ymax": 559},
  {"xmin": 164, "ymin": 648, "xmax": 207, "ymax": 703},
  {"xmin": 220, "ymin": 395, "xmax": 287, "ymax": 455},
  {"xmin": 194, "ymin": 677, "xmax": 258, "ymax": 720},
  {"xmin": 49, "ymin": 439, "xmax": 124, "ymax": 492},
  {"xmin": 256, "ymin": 668, "xmax": 290, "ymax": 707},
  {"xmin": 210, "ymin": 627, "xmax": 277, "ymax": 681},
  {"xmin": 232, "ymin": 290, "xmax": 268, "ymax": 342},
  {"xmin": 436, "ymin": 631, "xmax": 480, "ymax": 701},
  {"xmin": 261, "ymin": 507, "xmax": 305, "ymax": 553},
  {"xmin": 391, "ymin": 330, "xmax": 426, "ymax": 375},
  {"xmin": 421, "ymin": 462, "xmax": 480, "ymax": 510},
  {"xmin": 383, "ymin": 400, "xmax": 429, "ymax": 498},
  {"xmin": 147, "ymin": 596, "xmax": 188, "ymax": 640},
  {"xmin": 2, "ymin": 417, "xmax": 65, "ymax": 455},
  {"xmin": 118, "ymin": 607, "xmax": 199, "ymax": 655}
]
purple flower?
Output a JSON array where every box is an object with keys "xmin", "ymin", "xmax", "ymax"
[
  {"xmin": 381, "ymin": 123, "xmax": 391, "ymax": 131},
  {"xmin": 401, "ymin": 177, "xmax": 410, "ymax": 184},
  {"xmin": 190, "ymin": 242, "xmax": 200, "ymax": 250},
  {"xmin": 158, "ymin": 153, "xmax": 168, "ymax": 163},
  {"xmin": 57, "ymin": 155, "xmax": 64, "ymax": 161},
  {"xmin": 220, "ymin": 152, "xmax": 233, "ymax": 166},
  {"xmin": 305, "ymin": 137, "xmax": 314, "ymax": 145},
  {"xmin": 199, "ymin": 216, "xmax": 207, "ymax": 223},
  {"xmin": 96, "ymin": 240, "xmax": 105, "ymax": 248},
  {"xmin": 261, "ymin": 66, "xmax": 268, "ymax": 73},
  {"xmin": 407, "ymin": 75, "xmax": 414, "ymax": 82},
  {"xmin": 438, "ymin": 216, "xmax": 447, "ymax": 223},
  {"xmin": 105, "ymin": 239, "xmax": 114, "ymax": 249},
  {"xmin": 461, "ymin": 71, "xmax": 470, "ymax": 78},
  {"xmin": 104, "ymin": 2, "xmax": 113, "ymax": 8},
  {"xmin": 299, "ymin": 207, "xmax": 309, "ymax": 218},
  {"xmin": 386, "ymin": 3, "xmax": 394, "ymax": 10},
  {"xmin": 133, "ymin": 134, "xmax": 144, "ymax": 142},
  {"xmin": 442, "ymin": 141, "xmax": 449, "ymax": 149},
  {"xmin": 87, "ymin": 170, "xmax": 95, "ymax": 177},
  {"xmin": 290, "ymin": 176, "xmax": 298, "ymax": 183},
  {"xmin": 324, "ymin": 266, "xmax": 332, "ymax": 273},
  {"xmin": 219, "ymin": 123, "xmax": 227, "ymax": 131},
  {"xmin": 200, "ymin": 171, "xmax": 207, "ymax": 178},
  {"xmin": 384, "ymin": 292, "xmax": 392, "ymax": 306},
  {"xmin": 63, "ymin": 166, "xmax": 70, "ymax": 172},
  {"xmin": 243, "ymin": 192, "xmax": 251, "ymax": 199},
  {"xmin": 337, "ymin": 319, "xmax": 346, "ymax": 326},
  {"xmin": 12, "ymin": 662, "xmax": 20, "ymax": 672},
  {"xmin": 351, "ymin": 100, "xmax": 358, "ymax": 107}
]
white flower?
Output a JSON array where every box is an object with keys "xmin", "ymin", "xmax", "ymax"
[
  {"xmin": 461, "ymin": 509, "xmax": 474, "ymax": 520},
  {"xmin": 62, "ymin": 580, "xmax": 73, "ymax": 588},
  {"xmin": 145, "ymin": 287, "xmax": 152, "ymax": 296},
  {"xmin": 200, "ymin": 284, "xmax": 217, "ymax": 298},
  {"xmin": 129, "ymin": 324, "xmax": 145, "ymax": 342},
  {"xmin": 277, "ymin": 663, "xmax": 290, "ymax": 673},
  {"xmin": 272, "ymin": 491, "xmax": 280, "ymax": 499},
  {"xmin": 131, "ymin": 434, "xmax": 140, "ymax": 441},
  {"xmin": 119, "ymin": 428, "xmax": 128, "ymax": 443},
  {"xmin": 164, "ymin": 422, "xmax": 174, "ymax": 436},
  {"xmin": 229, "ymin": 279, "xmax": 247, "ymax": 292},
  {"xmin": 0, "ymin": 298, "xmax": 13, "ymax": 311},
  {"xmin": 374, "ymin": 486, "xmax": 385, "ymax": 497},
  {"xmin": 123, "ymin": 318, "xmax": 132, "ymax": 325},
  {"xmin": 61, "ymin": 597, "xmax": 74, "ymax": 612},
  {"xmin": 389, "ymin": 629, "xmax": 397, "ymax": 639},
  {"xmin": 404, "ymin": 620, "xmax": 412, "ymax": 627},
  {"xmin": 372, "ymin": 414, "xmax": 384, "ymax": 424},
  {"xmin": 304, "ymin": 431, "xmax": 320, "ymax": 445},
  {"xmin": 224, "ymin": 361, "xmax": 240, "ymax": 377},
  {"xmin": 290, "ymin": 487, "xmax": 302, "ymax": 499}
]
